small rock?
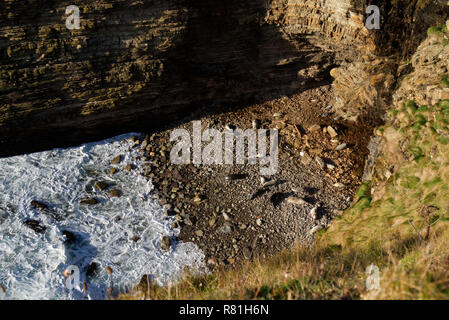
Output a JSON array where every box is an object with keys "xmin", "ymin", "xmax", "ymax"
[
  {"xmin": 218, "ymin": 223, "xmax": 233, "ymax": 234},
  {"xmin": 30, "ymin": 200, "xmax": 48, "ymax": 211},
  {"xmin": 256, "ymin": 218, "xmax": 262, "ymax": 226},
  {"xmin": 326, "ymin": 163, "xmax": 336, "ymax": 170},
  {"xmin": 132, "ymin": 236, "xmax": 140, "ymax": 242},
  {"xmin": 125, "ymin": 164, "xmax": 133, "ymax": 171},
  {"xmin": 333, "ymin": 182, "xmax": 344, "ymax": 188},
  {"xmin": 207, "ymin": 257, "xmax": 218, "ymax": 266},
  {"xmin": 108, "ymin": 189, "xmax": 121, "ymax": 197},
  {"xmin": 209, "ymin": 218, "xmax": 216, "ymax": 227},
  {"xmin": 195, "ymin": 230, "xmax": 204, "ymax": 237},
  {"xmin": 262, "ymin": 179, "xmax": 276, "ymax": 187},
  {"xmin": 273, "ymin": 112, "xmax": 283, "ymax": 118},
  {"xmin": 80, "ymin": 198, "xmax": 98, "ymax": 205},
  {"xmin": 222, "ymin": 212, "xmax": 231, "ymax": 221},
  {"xmin": 184, "ymin": 217, "xmax": 193, "ymax": 226},
  {"xmin": 23, "ymin": 219, "xmax": 46, "ymax": 233},
  {"xmin": 310, "ymin": 206, "xmax": 318, "ymax": 220},
  {"xmin": 286, "ymin": 196, "xmax": 307, "ymax": 206},
  {"xmin": 299, "ymin": 151, "xmax": 311, "ymax": 163},
  {"xmin": 62, "ymin": 230, "xmax": 76, "ymax": 244},
  {"xmin": 327, "ymin": 126, "xmax": 338, "ymax": 138},
  {"xmin": 94, "ymin": 181, "xmax": 109, "ymax": 191},
  {"xmin": 315, "ymin": 157, "xmax": 325, "ymax": 169},
  {"xmin": 309, "ymin": 225, "xmax": 323, "ymax": 235},
  {"xmin": 111, "ymin": 155, "xmax": 122, "ymax": 164},
  {"xmin": 336, "ymin": 143, "xmax": 347, "ymax": 151},
  {"xmin": 307, "ymin": 124, "xmax": 321, "ymax": 132},
  {"xmin": 291, "ymin": 186, "xmax": 301, "ymax": 193},
  {"xmin": 243, "ymin": 247, "xmax": 252, "ymax": 259},
  {"xmin": 109, "ymin": 168, "xmax": 117, "ymax": 174},
  {"xmin": 161, "ymin": 236, "xmax": 172, "ymax": 251}
]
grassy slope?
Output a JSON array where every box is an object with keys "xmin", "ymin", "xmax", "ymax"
[{"xmin": 120, "ymin": 25, "xmax": 449, "ymax": 300}]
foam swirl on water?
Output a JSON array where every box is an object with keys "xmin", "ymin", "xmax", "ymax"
[{"xmin": 0, "ymin": 134, "xmax": 204, "ymax": 300}]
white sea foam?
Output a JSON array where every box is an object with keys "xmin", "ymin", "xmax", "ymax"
[{"xmin": 0, "ymin": 134, "xmax": 205, "ymax": 300}]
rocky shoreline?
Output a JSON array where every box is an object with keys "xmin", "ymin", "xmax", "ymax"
[
  {"xmin": 5, "ymin": 83, "xmax": 373, "ymax": 295},
  {"xmin": 123, "ymin": 84, "xmax": 372, "ymax": 271}
]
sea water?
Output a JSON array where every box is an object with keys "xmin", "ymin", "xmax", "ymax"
[{"xmin": 0, "ymin": 134, "xmax": 204, "ymax": 300}]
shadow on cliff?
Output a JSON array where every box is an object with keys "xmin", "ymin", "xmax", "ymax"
[
  {"xmin": 130, "ymin": 0, "xmax": 335, "ymax": 133},
  {"xmin": 145, "ymin": 0, "xmax": 335, "ymax": 126},
  {"xmin": 0, "ymin": 0, "xmax": 335, "ymax": 157}
]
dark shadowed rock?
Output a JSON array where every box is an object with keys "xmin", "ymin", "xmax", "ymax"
[
  {"xmin": 111, "ymin": 155, "xmax": 122, "ymax": 164},
  {"xmin": 86, "ymin": 262, "xmax": 99, "ymax": 277},
  {"xmin": 94, "ymin": 181, "xmax": 109, "ymax": 191},
  {"xmin": 108, "ymin": 189, "xmax": 121, "ymax": 198},
  {"xmin": 62, "ymin": 230, "xmax": 76, "ymax": 244},
  {"xmin": 161, "ymin": 236, "xmax": 172, "ymax": 251},
  {"xmin": 30, "ymin": 200, "xmax": 48, "ymax": 211},
  {"xmin": 80, "ymin": 198, "xmax": 99, "ymax": 205},
  {"xmin": 23, "ymin": 219, "xmax": 46, "ymax": 234}
]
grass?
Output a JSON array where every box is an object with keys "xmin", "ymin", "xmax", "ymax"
[
  {"xmin": 427, "ymin": 24, "xmax": 448, "ymax": 37},
  {"xmin": 120, "ymin": 242, "xmax": 366, "ymax": 300}
]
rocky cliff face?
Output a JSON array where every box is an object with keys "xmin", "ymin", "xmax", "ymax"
[{"xmin": 0, "ymin": 0, "xmax": 448, "ymax": 156}]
